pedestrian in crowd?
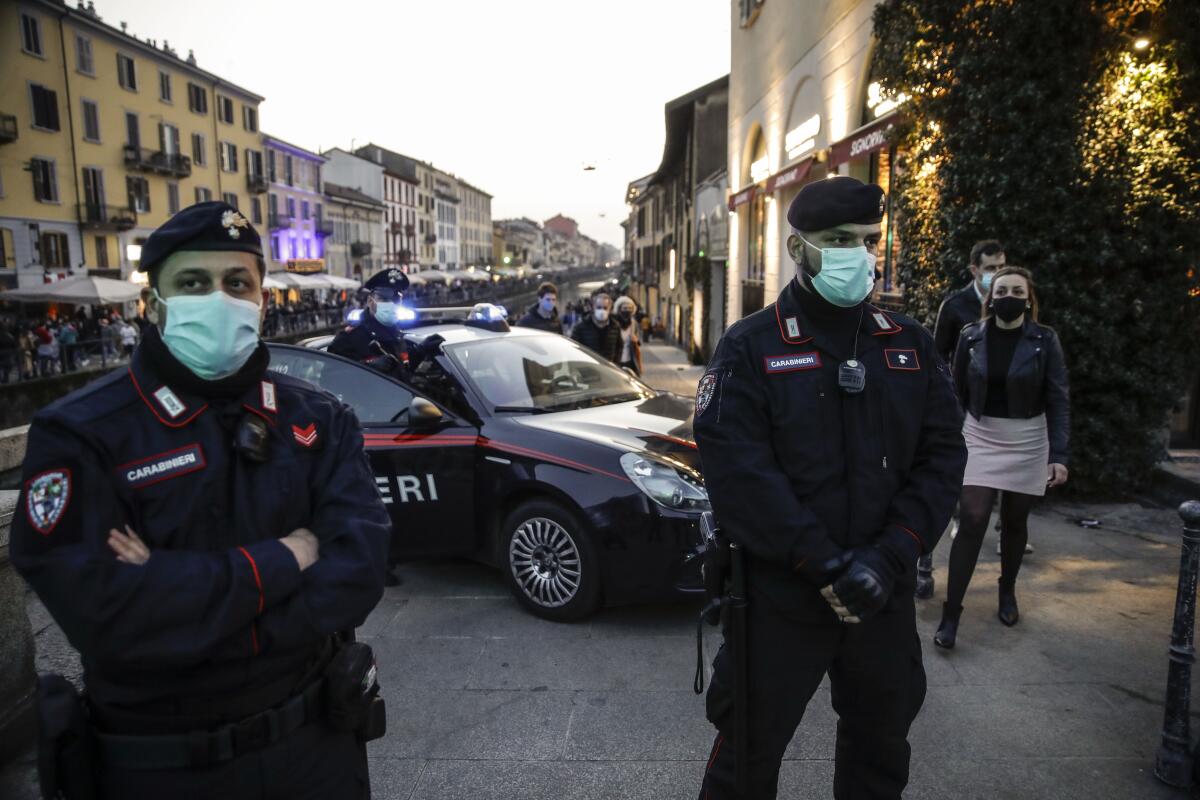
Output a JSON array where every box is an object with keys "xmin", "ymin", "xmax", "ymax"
[
  {"xmin": 0, "ymin": 322, "xmax": 18, "ymax": 384},
  {"xmin": 19, "ymin": 325, "xmax": 36, "ymax": 380},
  {"xmin": 517, "ymin": 282, "xmax": 563, "ymax": 333},
  {"xmin": 934, "ymin": 266, "xmax": 1070, "ymax": 649},
  {"xmin": 119, "ymin": 317, "xmax": 138, "ymax": 356},
  {"xmin": 57, "ymin": 320, "xmax": 78, "ymax": 372},
  {"xmin": 11, "ymin": 201, "xmax": 390, "ymax": 798},
  {"xmin": 694, "ymin": 177, "xmax": 966, "ymax": 799},
  {"xmin": 35, "ymin": 322, "xmax": 57, "ymax": 377},
  {"xmin": 561, "ymin": 301, "xmax": 578, "ymax": 332},
  {"xmin": 570, "ymin": 290, "xmax": 622, "ymax": 364},
  {"xmin": 917, "ymin": 239, "xmax": 1010, "ymax": 598},
  {"xmin": 613, "ymin": 296, "xmax": 643, "ymax": 375},
  {"xmin": 640, "ymin": 310, "xmax": 652, "ymax": 343}
]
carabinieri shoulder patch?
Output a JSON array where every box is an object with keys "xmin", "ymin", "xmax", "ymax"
[
  {"xmin": 696, "ymin": 371, "xmax": 719, "ymax": 416},
  {"xmin": 764, "ymin": 352, "xmax": 822, "ymax": 374},
  {"xmin": 25, "ymin": 469, "xmax": 72, "ymax": 535}
]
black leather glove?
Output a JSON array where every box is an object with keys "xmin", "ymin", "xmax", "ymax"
[
  {"xmin": 801, "ymin": 550, "xmax": 853, "ymax": 587},
  {"xmin": 828, "ymin": 545, "xmax": 903, "ymax": 622}
]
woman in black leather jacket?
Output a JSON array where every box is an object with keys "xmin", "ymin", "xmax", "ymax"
[{"xmin": 935, "ymin": 266, "xmax": 1070, "ymax": 648}]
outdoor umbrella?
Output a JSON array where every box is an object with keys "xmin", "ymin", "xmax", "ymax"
[
  {"xmin": 262, "ymin": 274, "xmax": 289, "ymax": 289},
  {"xmin": 421, "ymin": 269, "xmax": 449, "ymax": 284},
  {"xmin": 266, "ymin": 272, "xmax": 329, "ymax": 290},
  {"xmin": 324, "ymin": 275, "xmax": 361, "ymax": 289},
  {"xmin": 0, "ymin": 275, "xmax": 142, "ymax": 304}
]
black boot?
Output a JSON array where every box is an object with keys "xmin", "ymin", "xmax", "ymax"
[
  {"xmin": 934, "ymin": 603, "xmax": 962, "ymax": 649},
  {"xmin": 915, "ymin": 553, "xmax": 935, "ymax": 600},
  {"xmin": 998, "ymin": 579, "xmax": 1019, "ymax": 627}
]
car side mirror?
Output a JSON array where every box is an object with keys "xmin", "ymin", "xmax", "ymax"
[{"xmin": 409, "ymin": 396, "xmax": 444, "ymax": 427}]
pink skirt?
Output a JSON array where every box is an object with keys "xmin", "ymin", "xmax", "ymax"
[{"xmin": 962, "ymin": 413, "xmax": 1050, "ymax": 496}]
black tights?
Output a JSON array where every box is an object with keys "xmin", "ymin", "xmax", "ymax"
[{"xmin": 945, "ymin": 487, "xmax": 1037, "ymax": 611}]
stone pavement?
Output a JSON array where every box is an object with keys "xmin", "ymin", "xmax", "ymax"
[{"xmin": 2, "ymin": 340, "xmax": 1197, "ymax": 799}]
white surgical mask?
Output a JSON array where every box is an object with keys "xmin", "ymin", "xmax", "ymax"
[
  {"xmin": 594, "ymin": 308, "xmax": 610, "ymax": 323},
  {"xmin": 155, "ymin": 290, "xmax": 261, "ymax": 379}
]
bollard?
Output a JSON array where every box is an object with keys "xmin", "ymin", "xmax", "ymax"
[{"xmin": 1155, "ymin": 500, "xmax": 1200, "ymax": 787}]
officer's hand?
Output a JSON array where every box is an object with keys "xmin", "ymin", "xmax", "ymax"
[
  {"xmin": 826, "ymin": 546, "xmax": 901, "ymax": 623},
  {"xmin": 1048, "ymin": 463, "xmax": 1069, "ymax": 488},
  {"xmin": 108, "ymin": 525, "xmax": 150, "ymax": 565},
  {"xmin": 798, "ymin": 550, "xmax": 853, "ymax": 587},
  {"xmin": 280, "ymin": 528, "xmax": 320, "ymax": 571}
]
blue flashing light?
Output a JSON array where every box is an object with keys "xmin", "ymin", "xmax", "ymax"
[
  {"xmin": 469, "ymin": 303, "xmax": 507, "ymax": 322},
  {"xmin": 346, "ymin": 308, "xmax": 364, "ymax": 325}
]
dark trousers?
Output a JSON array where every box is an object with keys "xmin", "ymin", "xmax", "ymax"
[
  {"xmin": 97, "ymin": 721, "xmax": 370, "ymax": 800},
  {"xmin": 698, "ymin": 593, "xmax": 926, "ymax": 800}
]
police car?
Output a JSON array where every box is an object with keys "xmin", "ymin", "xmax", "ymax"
[{"xmin": 267, "ymin": 305, "xmax": 706, "ymax": 620}]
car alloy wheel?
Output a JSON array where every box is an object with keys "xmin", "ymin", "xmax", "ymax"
[{"xmin": 509, "ymin": 516, "xmax": 582, "ymax": 609}]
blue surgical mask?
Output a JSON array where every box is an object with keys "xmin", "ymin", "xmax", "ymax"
[
  {"xmin": 979, "ymin": 272, "xmax": 994, "ymax": 293},
  {"xmin": 801, "ymin": 237, "xmax": 876, "ymax": 308},
  {"xmin": 374, "ymin": 301, "xmax": 399, "ymax": 326},
  {"xmin": 155, "ymin": 290, "xmax": 261, "ymax": 380},
  {"xmin": 539, "ymin": 296, "xmax": 556, "ymax": 314}
]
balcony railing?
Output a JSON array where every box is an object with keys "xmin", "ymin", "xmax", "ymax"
[
  {"xmin": 424, "ymin": 234, "xmax": 437, "ymax": 245},
  {"xmin": 350, "ymin": 241, "xmax": 372, "ymax": 257},
  {"xmin": 246, "ymin": 173, "xmax": 269, "ymax": 194},
  {"xmin": 123, "ymin": 145, "xmax": 191, "ymax": 177},
  {"xmin": 268, "ymin": 211, "xmax": 293, "ymax": 230},
  {"xmin": 0, "ymin": 113, "xmax": 16, "ymax": 144},
  {"xmin": 77, "ymin": 203, "xmax": 137, "ymax": 231},
  {"xmin": 390, "ymin": 221, "xmax": 405, "ymax": 235}
]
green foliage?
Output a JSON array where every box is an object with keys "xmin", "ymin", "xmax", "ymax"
[{"xmin": 872, "ymin": 0, "xmax": 1200, "ymax": 493}]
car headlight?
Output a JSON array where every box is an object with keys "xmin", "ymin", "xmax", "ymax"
[{"xmin": 620, "ymin": 452, "xmax": 710, "ymax": 512}]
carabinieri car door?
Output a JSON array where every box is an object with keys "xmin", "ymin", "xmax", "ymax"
[{"xmin": 267, "ymin": 344, "xmax": 477, "ymax": 561}]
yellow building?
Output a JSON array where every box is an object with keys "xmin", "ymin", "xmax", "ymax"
[{"xmin": 0, "ymin": 0, "xmax": 266, "ymax": 289}]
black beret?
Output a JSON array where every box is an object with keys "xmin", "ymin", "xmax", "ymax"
[
  {"xmin": 364, "ymin": 267, "xmax": 410, "ymax": 294},
  {"xmin": 139, "ymin": 201, "xmax": 262, "ymax": 275},
  {"xmin": 787, "ymin": 176, "xmax": 886, "ymax": 232}
]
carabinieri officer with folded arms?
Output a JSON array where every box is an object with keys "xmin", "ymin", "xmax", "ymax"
[
  {"xmin": 12, "ymin": 201, "xmax": 390, "ymax": 798},
  {"xmin": 694, "ymin": 177, "xmax": 966, "ymax": 800}
]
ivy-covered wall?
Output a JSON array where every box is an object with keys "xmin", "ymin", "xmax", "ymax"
[{"xmin": 872, "ymin": 0, "xmax": 1200, "ymax": 493}]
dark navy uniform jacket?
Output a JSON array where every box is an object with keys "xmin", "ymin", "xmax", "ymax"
[
  {"xmin": 328, "ymin": 311, "xmax": 407, "ymax": 368},
  {"xmin": 694, "ymin": 278, "xmax": 966, "ymax": 620},
  {"xmin": 11, "ymin": 334, "xmax": 390, "ymax": 716}
]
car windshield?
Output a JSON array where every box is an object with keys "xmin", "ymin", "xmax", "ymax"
[{"xmin": 446, "ymin": 335, "xmax": 653, "ymax": 413}]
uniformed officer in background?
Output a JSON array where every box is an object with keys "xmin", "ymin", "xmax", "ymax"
[
  {"xmin": 329, "ymin": 267, "xmax": 412, "ymax": 370},
  {"xmin": 12, "ymin": 201, "xmax": 391, "ymax": 798},
  {"xmin": 694, "ymin": 177, "xmax": 967, "ymax": 799}
]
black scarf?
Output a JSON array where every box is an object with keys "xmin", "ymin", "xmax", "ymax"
[{"xmin": 141, "ymin": 325, "xmax": 270, "ymax": 403}]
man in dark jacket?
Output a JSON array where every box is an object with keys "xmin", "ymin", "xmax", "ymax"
[
  {"xmin": 918, "ymin": 239, "xmax": 1006, "ymax": 597},
  {"xmin": 570, "ymin": 290, "xmax": 622, "ymax": 364},
  {"xmin": 12, "ymin": 202, "xmax": 390, "ymax": 798},
  {"xmin": 516, "ymin": 282, "xmax": 562, "ymax": 333},
  {"xmin": 694, "ymin": 177, "xmax": 966, "ymax": 800}
]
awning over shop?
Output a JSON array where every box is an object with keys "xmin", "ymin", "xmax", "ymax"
[
  {"xmin": 829, "ymin": 112, "xmax": 904, "ymax": 167},
  {"xmin": 765, "ymin": 157, "xmax": 815, "ymax": 193},
  {"xmin": 266, "ymin": 272, "xmax": 330, "ymax": 290},
  {"xmin": 0, "ymin": 275, "xmax": 142, "ymax": 304},
  {"xmin": 324, "ymin": 275, "xmax": 361, "ymax": 290},
  {"xmin": 728, "ymin": 185, "xmax": 757, "ymax": 211}
]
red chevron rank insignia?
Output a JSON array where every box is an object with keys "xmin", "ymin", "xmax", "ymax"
[{"xmin": 292, "ymin": 423, "xmax": 318, "ymax": 448}]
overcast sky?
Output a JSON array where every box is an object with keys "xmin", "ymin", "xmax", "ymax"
[{"xmin": 97, "ymin": 0, "xmax": 731, "ymax": 248}]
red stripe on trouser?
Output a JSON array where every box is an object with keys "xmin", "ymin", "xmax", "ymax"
[{"xmin": 703, "ymin": 733, "xmax": 724, "ymax": 799}]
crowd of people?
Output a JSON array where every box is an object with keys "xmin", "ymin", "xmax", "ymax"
[
  {"xmin": 0, "ymin": 310, "xmax": 147, "ymax": 383},
  {"xmin": 514, "ymin": 281, "xmax": 652, "ymax": 376}
]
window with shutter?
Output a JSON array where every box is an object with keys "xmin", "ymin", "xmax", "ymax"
[
  {"xmin": 117, "ymin": 54, "xmax": 137, "ymax": 91},
  {"xmin": 75, "ymin": 35, "xmax": 94, "ymax": 74},
  {"xmin": 31, "ymin": 159, "xmax": 57, "ymax": 203},
  {"xmin": 0, "ymin": 229, "xmax": 16, "ymax": 269},
  {"xmin": 159, "ymin": 71, "xmax": 172, "ymax": 103},
  {"xmin": 30, "ymin": 85, "xmax": 60, "ymax": 131},
  {"xmin": 82, "ymin": 100, "xmax": 100, "ymax": 142},
  {"xmin": 41, "ymin": 232, "xmax": 69, "ymax": 268},
  {"xmin": 192, "ymin": 132, "xmax": 206, "ymax": 166},
  {"xmin": 168, "ymin": 183, "xmax": 180, "ymax": 215},
  {"xmin": 20, "ymin": 14, "xmax": 43, "ymax": 56}
]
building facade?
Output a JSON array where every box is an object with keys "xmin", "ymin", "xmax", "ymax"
[
  {"xmin": 726, "ymin": 0, "xmax": 904, "ymax": 324},
  {"xmin": 457, "ymin": 179, "xmax": 492, "ymax": 269},
  {"xmin": 263, "ymin": 135, "xmax": 326, "ymax": 273},
  {"xmin": 1, "ymin": 0, "xmax": 265, "ymax": 287},
  {"xmin": 494, "ymin": 218, "xmax": 547, "ymax": 268},
  {"xmin": 322, "ymin": 182, "xmax": 383, "ymax": 281},
  {"xmin": 626, "ymin": 75, "xmax": 729, "ymax": 358},
  {"xmin": 353, "ymin": 144, "xmax": 419, "ymax": 272},
  {"xmin": 414, "ymin": 162, "xmax": 437, "ymax": 267}
]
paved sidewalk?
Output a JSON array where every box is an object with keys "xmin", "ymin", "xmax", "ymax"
[{"xmin": 641, "ymin": 341, "xmax": 705, "ymax": 397}]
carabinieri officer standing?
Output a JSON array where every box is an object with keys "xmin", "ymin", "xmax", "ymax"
[
  {"xmin": 694, "ymin": 177, "xmax": 967, "ymax": 799},
  {"xmin": 329, "ymin": 267, "xmax": 412, "ymax": 371},
  {"xmin": 12, "ymin": 201, "xmax": 390, "ymax": 798}
]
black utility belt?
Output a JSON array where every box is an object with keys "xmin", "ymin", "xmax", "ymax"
[{"xmin": 96, "ymin": 679, "xmax": 323, "ymax": 771}]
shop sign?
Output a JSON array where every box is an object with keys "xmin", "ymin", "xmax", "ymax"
[
  {"xmin": 829, "ymin": 113, "xmax": 903, "ymax": 166},
  {"xmin": 727, "ymin": 185, "xmax": 757, "ymax": 211},
  {"xmin": 765, "ymin": 158, "xmax": 815, "ymax": 193},
  {"xmin": 286, "ymin": 259, "xmax": 325, "ymax": 274},
  {"xmin": 785, "ymin": 114, "xmax": 821, "ymax": 161}
]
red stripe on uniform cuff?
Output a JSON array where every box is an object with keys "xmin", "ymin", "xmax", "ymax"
[
  {"xmin": 237, "ymin": 546, "xmax": 265, "ymax": 614},
  {"xmin": 895, "ymin": 525, "xmax": 924, "ymax": 550}
]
